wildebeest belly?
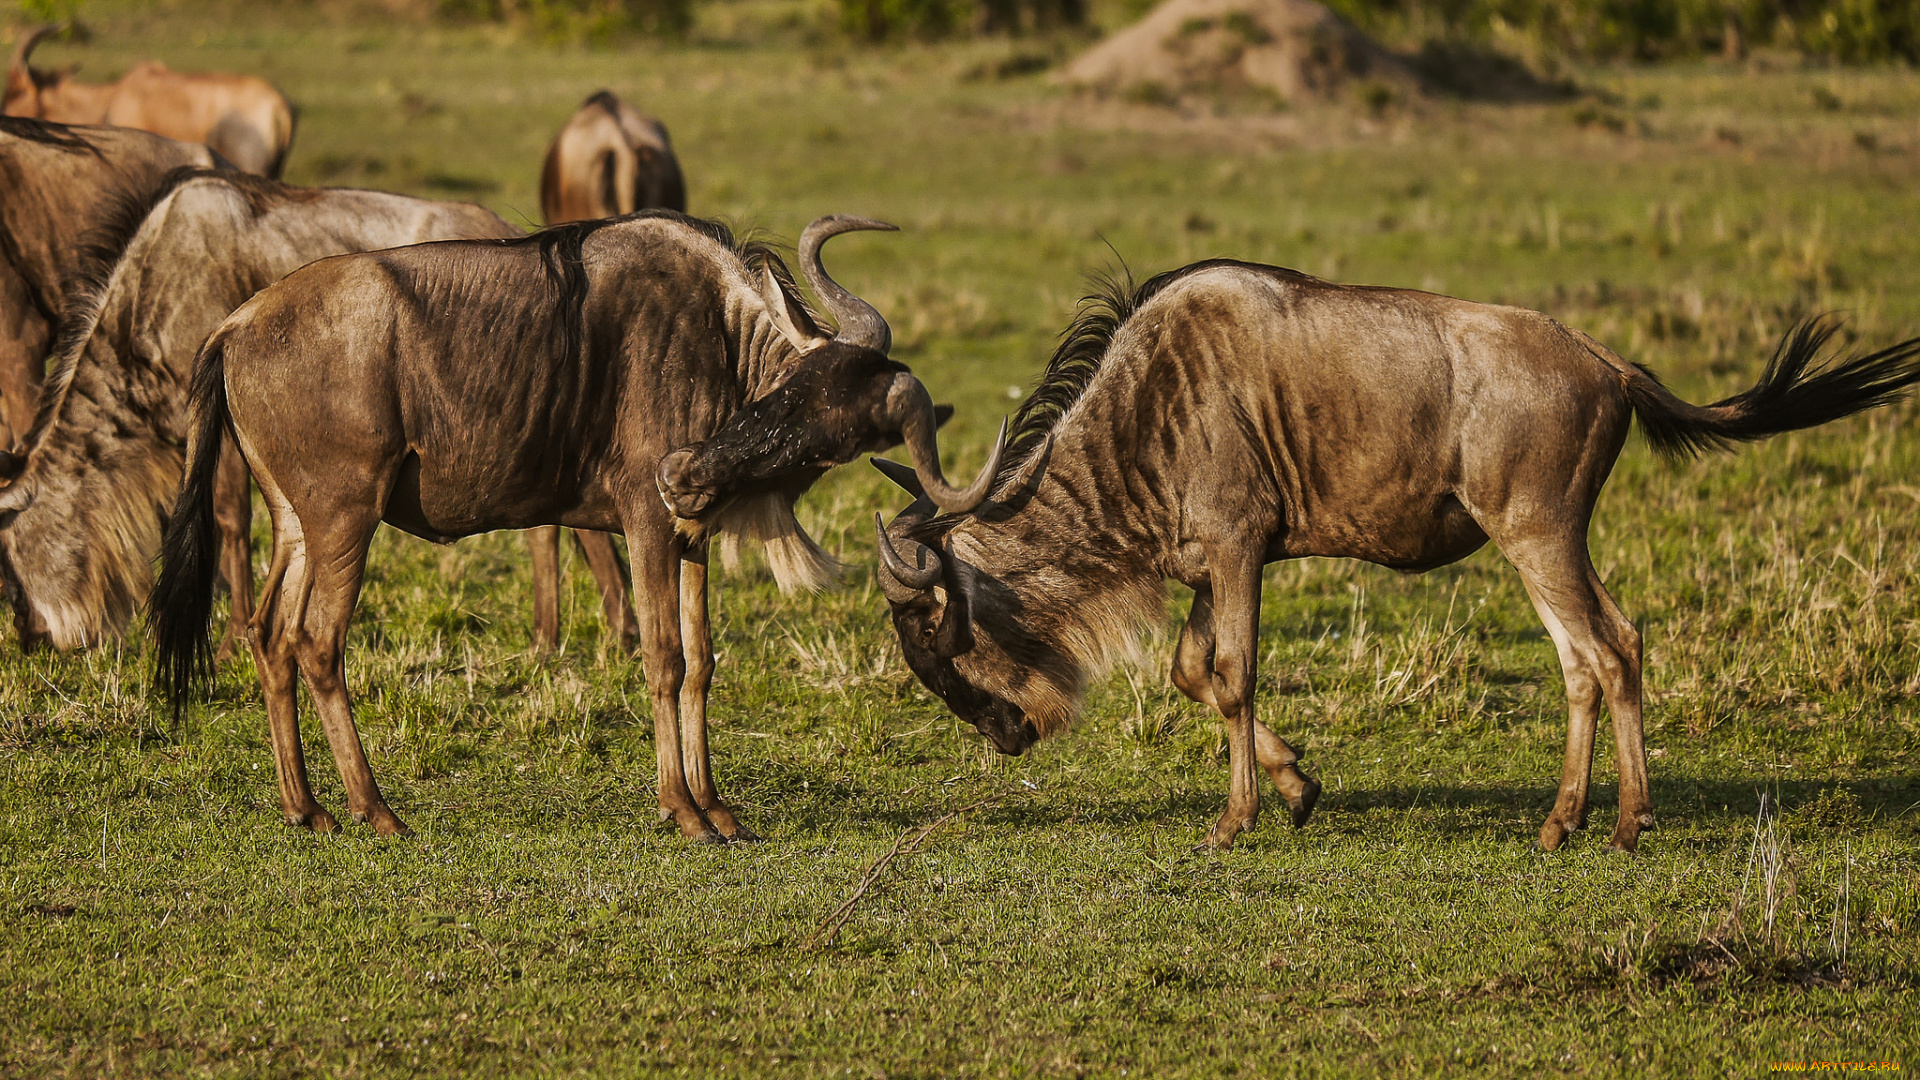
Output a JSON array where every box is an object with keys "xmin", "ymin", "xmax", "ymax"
[
  {"xmin": 383, "ymin": 450, "xmax": 623, "ymax": 542},
  {"xmin": 1277, "ymin": 491, "xmax": 1488, "ymax": 572}
]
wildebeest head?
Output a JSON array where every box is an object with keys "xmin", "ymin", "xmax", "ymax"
[
  {"xmin": 0, "ymin": 443, "xmax": 169, "ymax": 652},
  {"xmin": 657, "ymin": 215, "xmax": 1005, "ymax": 522},
  {"xmin": 873, "ymin": 460, "xmax": 1082, "ymax": 757}
]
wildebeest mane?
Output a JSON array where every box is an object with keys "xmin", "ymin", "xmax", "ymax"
[
  {"xmin": 997, "ymin": 257, "xmax": 1276, "ymax": 489},
  {"xmin": 0, "ymin": 115, "xmax": 98, "ymax": 153},
  {"xmin": 502, "ymin": 210, "xmax": 807, "ymax": 366},
  {"xmin": 21, "ymin": 166, "xmax": 219, "ymax": 456}
]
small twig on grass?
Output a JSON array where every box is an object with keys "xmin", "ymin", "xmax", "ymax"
[{"xmin": 803, "ymin": 793, "xmax": 1009, "ymax": 952}]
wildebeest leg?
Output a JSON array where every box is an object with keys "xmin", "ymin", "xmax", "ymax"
[
  {"xmin": 249, "ymin": 506, "xmax": 334, "ymax": 832},
  {"xmin": 527, "ymin": 526, "xmax": 562, "ymax": 654},
  {"xmin": 1173, "ymin": 586, "xmax": 1320, "ymax": 827},
  {"xmin": 212, "ymin": 434, "xmax": 255, "ymax": 664},
  {"xmin": 629, "ymin": 526, "xmax": 724, "ymax": 843},
  {"xmin": 1198, "ymin": 550, "xmax": 1266, "ymax": 850},
  {"xmin": 290, "ymin": 508, "xmax": 407, "ymax": 836},
  {"xmin": 574, "ymin": 530, "xmax": 638, "ymax": 653},
  {"xmin": 1502, "ymin": 537, "xmax": 1649, "ymax": 853},
  {"xmin": 677, "ymin": 545, "xmax": 756, "ymax": 842}
]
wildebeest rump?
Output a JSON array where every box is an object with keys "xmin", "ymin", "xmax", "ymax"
[
  {"xmin": 872, "ymin": 259, "xmax": 1920, "ymax": 853},
  {"xmin": 539, "ymin": 90, "xmax": 685, "ymax": 224},
  {"xmin": 0, "ymin": 168, "xmax": 518, "ymax": 653},
  {"xmin": 0, "ymin": 116, "xmax": 216, "ymax": 449},
  {"xmin": 524, "ymin": 88, "xmax": 693, "ymax": 657},
  {"xmin": 5, "ymin": 26, "xmax": 295, "ymax": 176},
  {"xmin": 151, "ymin": 213, "xmax": 993, "ymax": 842}
]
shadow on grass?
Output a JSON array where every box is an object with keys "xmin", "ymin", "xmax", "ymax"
[{"xmin": 763, "ymin": 769, "xmax": 1917, "ymax": 841}]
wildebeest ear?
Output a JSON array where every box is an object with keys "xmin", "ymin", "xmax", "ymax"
[
  {"xmin": 934, "ymin": 404, "xmax": 954, "ymax": 428},
  {"xmin": 871, "ymin": 456, "xmax": 925, "ymax": 498},
  {"xmin": 760, "ymin": 266, "xmax": 828, "ymax": 353}
]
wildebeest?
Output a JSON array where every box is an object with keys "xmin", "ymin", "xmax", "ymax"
[
  {"xmin": 0, "ymin": 168, "xmax": 518, "ymax": 653},
  {"xmin": 869, "ymin": 259, "xmax": 1920, "ymax": 853},
  {"xmin": 524, "ymin": 88, "xmax": 692, "ymax": 657},
  {"xmin": 152, "ymin": 213, "xmax": 992, "ymax": 841},
  {"xmin": 0, "ymin": 116, "xmax": 217, "ymax": 449},
  {"xmin": 5, "ymin": 26, "xmax": 295, "ymax": 176},
  {"xmin": 539, "ymin": 90, "xmax": 685, "ymax": 224}
]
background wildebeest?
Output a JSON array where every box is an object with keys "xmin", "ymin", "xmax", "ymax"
[
  {"xmin": 5, "ymin": 25, "xmax": 295, "ymax": 176},
  {"xmin": 871, "ymin": 260, "xmax": 1920, "ymax": 853},
  {"xmin": 0, "ymin": 116, "xmax": 216, "ymax": 450},
  {"xmin": 539, "ymin": 90, "xmax": 685, "ymax": 224},
  {"xmin": 522, "ymin": 88, "xmax": 693, "ymax": 658},
  {"xmin": 152, "ymin": 213, "xmax": 991, "ymax": 842},
  {"xmin": 0, "ymin": 168, "xmax": 518, "ymax": 653}
]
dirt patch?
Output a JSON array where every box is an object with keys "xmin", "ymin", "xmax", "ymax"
[{"xmin": 1061, "ymin": 0, "xmax": 1571, "ymax": 107}]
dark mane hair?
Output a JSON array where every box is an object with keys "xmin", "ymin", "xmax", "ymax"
[
  {"xmin": 22, "ymin": 167, "xmax": 220, "ymax": 454},
  {"xmin": 504, "ymin": 209, "xmax": 805, "ymax": 365},
  {"xmin": 996, "ymin": 258, "xmax": 1251, "ymax": 485},
  {"xmin": 0, "ymin": 115, "xmax": 99, "ymax": 153}
]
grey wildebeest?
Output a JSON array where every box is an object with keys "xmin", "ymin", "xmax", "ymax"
[
  {"xmin": 539, "ymin": 90, "xmax": 685, "ymax": 224},
  {"xmin": 522, "ymin": 88, "xmax": 693, "ymax": 657},
  {"xmin": 5, "ymin": 26, "xmax": 295, "ymax": 176},
  {"xmin": 0, "ymin": 116, "xmax": 216, "ymax": 449},
  {"xmin": 0, "ymin": 168, "xmax": 519, "ymax": 653},
  {"xmin": 868, "ymin": 259, "xmax": 1920, "ymax": 853},
  {"xmin": 152, "ymin": 213, "xmax": 994, "ymax": 841}
]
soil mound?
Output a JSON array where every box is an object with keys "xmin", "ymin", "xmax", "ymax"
[
  {"xmin": 1062, "ymin": 0, "xmax": 1572, "ymax": 105},
  {"xmin": 1063, "ymin": 0, "xmax": 1416, "ymax": 104}
]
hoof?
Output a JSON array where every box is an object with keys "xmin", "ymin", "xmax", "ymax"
[
  {"xmin": 1287, "ymin": 776, "xmax": 1321, "ymax": 829},
  {"xmin": 660, "ymin": 806, "xmax": 726, "ymax": 845},
  {"xmin": 1605, "ymin": 813, "xmax": 1652, "ymax": 854},
  {"xmin": 351, "ymin": 807, "xmax": 411, "ymax": 836},
  {"xmin": 372, "ymin": 814, "xmax": 412, "ymax": 838},
  {"xmin": 1198, "ymin": 820, "xmax": 1250, "ymax": 851},
  {"xmin": 1538, "ymin": 816, "xmax": 1577, "ymax": 851},
  {"xmin": 699, "ymin": 804, "xmax": 759, "ymax": 844},
  {"xmin": 292, "ymin": 809, "xmax": 340, "ymax": 834}
]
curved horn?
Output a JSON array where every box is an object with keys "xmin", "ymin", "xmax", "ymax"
[
  {"xmin": 875, "ymin": 512, "xmax": 942, "ymax": 601},
  {"xmin": 885, "ymin": 374, "xmax": 1005, "ymax": 515},
  {"xmin": 798, "ymin": 215, "xmax": 897, "ymax": 353},
  {"xmin": 9, "ymin": 25, "xmax": 60, "ymax": 73}
]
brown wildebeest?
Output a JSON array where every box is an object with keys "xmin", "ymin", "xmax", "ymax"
[
  {"xmin": 0, "ymin": 168, "xmax": 521, "ymax": 654},
  {"xmin": 152, "ymin": 213, "xmax": 992, "ymax": 842},
  {"xmin": 5, "ymin": 26, "xmax": 295, "ymax": 176},
  {"xmin": 524, "ymin": 88, "xmax": 692, "ymax": 657},
  {"xmin": 868, "ymin": 259, "xmax": 1920, "ymax": 853},
  {"xmin": 0, "ymin": 116, "xmax": 216, "ymax": 450},
  {"xmin": 539, "ymin": 90, "xmax": 685, "ymax": 223}
]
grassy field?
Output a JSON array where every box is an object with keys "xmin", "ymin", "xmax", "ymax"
[{"xmin": 2, "ymin": 2, "xmax": 1919, "ymax": 1075}]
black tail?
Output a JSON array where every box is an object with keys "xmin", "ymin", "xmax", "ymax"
[
  {"xmin": 1623, "ymin": 316, "xmax": 1920, "ymax": 460},
  {"xmin": 150, "ymin": 337, "xmax": 231, "ymax": 718}
]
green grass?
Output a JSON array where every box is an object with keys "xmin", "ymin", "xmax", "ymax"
[{"xmin": 2, "ymin": 4, "xmax": 1919, "ymax": 1075}]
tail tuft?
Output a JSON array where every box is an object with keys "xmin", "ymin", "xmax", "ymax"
[
  {"xmin": 150, "ymin": 339, "xmax": 231, "ymax": 718},
  {"xmin": 1626, "ymin": 315, "xmax": 1920, "ymax": 460}
]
